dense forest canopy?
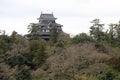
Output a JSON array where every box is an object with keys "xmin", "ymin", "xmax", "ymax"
[{"xmin": 0, "ymin": 19, "xmax": 120, "ymax": 80}]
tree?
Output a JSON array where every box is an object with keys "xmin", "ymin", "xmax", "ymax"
[
  {"xmin": 0, "ymin": 39, "xmax": 7, "ymax": 54},
  {"xmin": 15, "ymin": 65, "xmax": 31, "ymax": 80},
  {"xmin": 106, "ymin": 23, "xmax": 116, "ymax": 44},
  {"xmin": 90, "ymin": 19, "xmax": 105, "ymax": 42},
  {"xmin": 5, "ymin": 53, "xmax": 29, "ymax": 67},
  {"xmin": 50, "ymin": 23, "xmax": 59, "ymax": 44},
  {"xmin": 114, "ymin": 21, "xmax": 120, "ymax": 38},
  {"xmin": 29, "ymin": 40, "xmax": 46, "ymax": 68},
  {"xmin": 10, "ymin": 31, "xmax": 18, "ymax": 43},
  {"xmin": 26, "ymin": 23, "xmax": 41, "ymax": 40},
  {"xmin": 72, "ymin": 33, "xmax": 93, "ymax": 44},
  {"xmin": 107, "ymin": 21, "xmax": 120, "ymax": 46},
  {"xmin": 10, "ymin": 31, "xmax": 26, "ymax": 45},
  {"xmin": 0, "ymin": 31, "xmax": 10, "ymax": 61},
  {"xmin": 113, "ymin": 21, "xmax": 120, "ymax": 46},
  {"xmin": 97, "ymin": 68, "xmax": 119, "ymax": 80}
]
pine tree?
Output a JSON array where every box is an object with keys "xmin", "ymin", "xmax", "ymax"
[
  {"xmin": 90, "ymin": 19, "xmax": 105, "ymax": 42},
  {"xmin": 50, "ymin": 23, "xmax": 59, "ymax": 44},
  {"xmin": 27, "ymin": 23, "xmax": 41, "ymax": 40}
]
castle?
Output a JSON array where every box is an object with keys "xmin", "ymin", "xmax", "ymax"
[{"xmin": 37, "ymin": 13, "xmax": 63, "ymax": 40}]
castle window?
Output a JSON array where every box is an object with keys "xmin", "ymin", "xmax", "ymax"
[
  {"xmin": 42, "ymin": 30, "xmax": 45, "ymax": 32},
  {"xmin": 46, "ymin": 30, "xmax": 50, "ymax": 32},
  {"xmin": 41, "ymin": 26, "xmax": 44, "ymax": 28}
]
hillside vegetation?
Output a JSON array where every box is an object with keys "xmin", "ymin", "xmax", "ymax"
[{"xmin": 0, "ymin": 19, "xmax": 120, "ymax": 80}]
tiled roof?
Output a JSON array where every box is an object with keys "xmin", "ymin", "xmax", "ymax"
[{"xmin": 40, "ymin": 14, "xmax": 56, "ymax": 19}]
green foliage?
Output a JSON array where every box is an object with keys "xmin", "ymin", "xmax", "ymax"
[
  {"xmin": 29, "ymin": 40, "xmax": 42, "ymax": 52},
  {"xmin": 113, "ymin": 74, "xmax": 120, "ymax": 80},
  {"xmin": 55, "ymin": 41, "xmax": 64, "ymax": 47},
  {"xmin": 97, "ymin": 68, "xmax": 120, "ymax": 80},
  {"xmin": 0, "ymin": 31, "xmax": 9, "ymax": 52},
  {"xmin": 95, "ymin": 43, "xmax": 108, "ymax": 53},
  {"xmin": 0, "ymin": 39, "xmax": 7, "ymax": 54},
  {"xmin": 103, "ymin": 21, "xmax": 120, "ymax": 47},
  {"xmin": 15, "ymin": 66, "xmax": 31, "ymax": 80},
  {"xmin": 22, "ymin": 52, "xmax": 35, "ymax": 69},
  {"xmin": 72, "ymin": 33, "xmax": 93, "ymax": 44},
  {"xmin": 90, "ymin": 19, "xmax": 105, "ymax": 42},
  {"xmin": 50, "ymin": 23, "xmax": 59, "ymax": 44},
  {"xmin": 1, "ymin": 19, "xmax": 120, "ymax": 80},
  {"xmin": 10, "ymin": 31, "xmax": 17, "ymax": 43},
  {"xmin": 0, "ymin": 34, "xmax": 11, "ymax": 44},
  {"xmin": 106, "ymin": 24, "xmax": 115, "ymax": 44},
  {"xmin": 10, "ymin": 31, "xmax": 26, "ymax": 45},
  {"xmin": 81, "ymin": 75, "xmax": 98, "ymax": 80},
  {"xmin": 29, "ymin": 40, "xmax": 46, "ymax": 68},
  {"xmin": 26, "ymin": 23, "xmax": 41, "ymax": 40},
  {"xmin": 5, "ymin": 54, "xmax": 28, "ymax": 67}
]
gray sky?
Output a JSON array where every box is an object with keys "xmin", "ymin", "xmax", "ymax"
[{"xmin": 0, "ymin": 0, "xmax": 120, "ymax": 35}]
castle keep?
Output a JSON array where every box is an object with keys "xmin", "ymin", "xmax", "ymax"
[{"xmin": 37, "ymin": 13, "xmax": 63, "ymax": 40}]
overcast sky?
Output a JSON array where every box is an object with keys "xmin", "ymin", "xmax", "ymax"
[{"xmin": 0, "ymin": 0, "xmax": 120, "ymax": 35}]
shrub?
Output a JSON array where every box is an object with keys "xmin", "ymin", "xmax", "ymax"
[{"xmin": 97, "ymin": 68, "xmax": 118, "ymax": 80}]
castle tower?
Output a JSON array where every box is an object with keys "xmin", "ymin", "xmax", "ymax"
[{"xmin": 37, "ymin": 13, "xmax": 63, "ymax": 40}]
